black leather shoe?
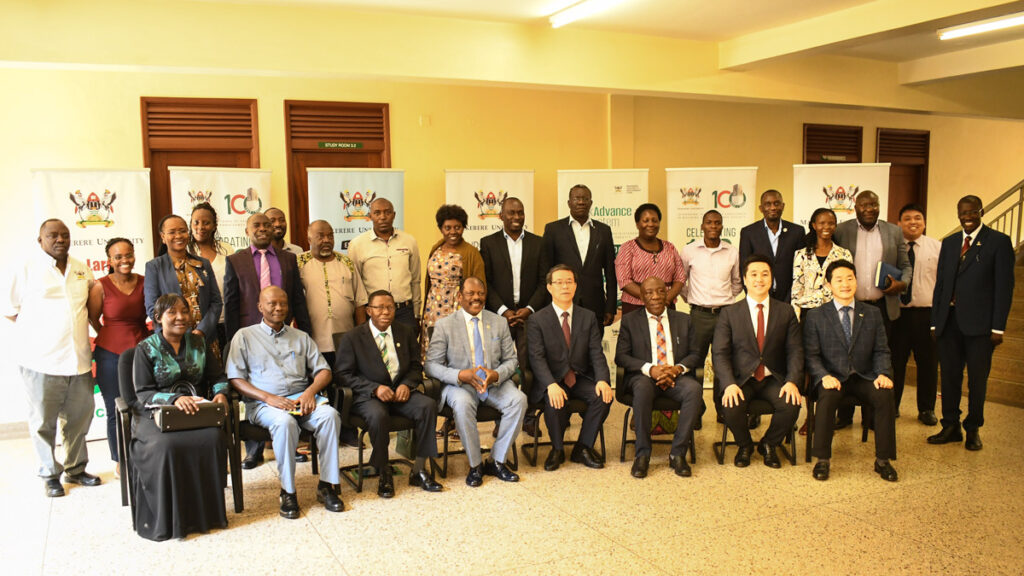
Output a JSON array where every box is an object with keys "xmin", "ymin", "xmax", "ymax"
[
  {"xmin": 522, "ymin": 414, "xmax": 539, "ymax": 438},
  {"xmin": 927, "ymin": 426, "xmax": 963, "ymax": 444},
  {"xmin": 812, "ymin": 461, "xmax": 830, "ymax": 481},
  {"xmin": 377, "ymin": 472, "xmax": 395, "ymax": 499},
  {"xmin": 834, "ymin": 417, "xmax": 853, "ymax": 430},
  {"xmin": 64, "ymin": 471, "xmax": 101, "ymax": 486},
  {"xmin": 484, "ymin": 459, "xmax": 520, "ymax": 482},
  {"xmin": 241, "ymin": 452, "xmax": 264, "ymax": 470},
  {"xmin": 918, "ymin": 411, "xmax": 938, "ymax": 426},
  {"xmin": 44, "ymin": 478, "xmax": 65, "ymax": 498},
  {"xmin": 734, "ymin": 445, "xmax": 753, "ymax": 467},
  {"xmin": 748, "ymin": 414, "xmax": 762, "ymax": 429},
  {"xmin": 295, "ymin": 451, "xmax": 309, "ymax": 463},
  {"xmin": 279, "ymin": 491, "xmax": 300, "ymax": 519},
  {"xmin": 631, "ymin": 454, "xmax": 650, "ymax": 479},
  {"xmin": 570, "ymin": 445, "xmax": 604, "ymax": 469},
  {"xmin": 874, "ymin": 461, "xmax": 898, "ymax": 482},
  {"xmin": 758, "ymin": 442, "xmax": 782, "ymax": 468},
  {"xmin": 965, "ymin": 429, "xmax": 983, "ymax": 451},
  {"xmin": 544, "ymin": 448, "xmax": 565, "ymax": 471},
  {"xmin": 317, "ymin": 482, "xmax": 344, "ymax": 512},
  {"xmin": 669, "ymin": 453, "xmax": 691, "ymax": 477},
  {"xmin": 410, "ymin": 470, "xmax": 443, "ymax": 492},
  {"xmin": 466, "ymin": 465, "xmax": 483, "ymax": 487}
]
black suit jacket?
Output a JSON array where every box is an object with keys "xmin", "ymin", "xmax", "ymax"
[
  {"xmin": 334, "ymin": 321, "xmax": 422, "ymax": 400},
  {"xmin": 223, "ymin": 247, "xmax": 311, "ymax": 343},
  {"xmin": 526, "ymin": 304, "xmax": 610, "ymax": 404},
  {"xmin": 931, "ymin": 225, "xmax": 1015, "ymax": 337},
  {"xmin": 542, "ymin": 217, "xmax": 617, "ymax": 319},
  {"xmin": 712, "ymin": 297, "xmax": 804, "ymax": 393},
  {"xmin": 804, "ymin": 301, "xmax": 891, "ymax": 387},
  {"xmin": 480, "ymin": 229, "xmax": 549, "ymax": 313},
  {"xmin": 615, "ymin": 308, "xmax": 699, "ymax": 386},
  {"xmin": 738, "ymin": 219, "xmax": 804, "ymax": 302}
]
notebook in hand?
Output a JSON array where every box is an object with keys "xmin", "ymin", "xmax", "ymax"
[
  {"xmin": 874, "ymin": 261, "xmax": 903, "ymax": 290},
  {"xmin": 285, "ymin": 391, "xmax": 329, "ymax": 416}
]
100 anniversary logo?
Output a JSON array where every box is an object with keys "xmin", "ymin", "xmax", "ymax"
[
  {"xmin": 69, "ymin": 189, "xmax": 117, "ymax": 227},
  {"xmin": 340, "ymin": 190, "xmax": 376, "ymax": 221}
]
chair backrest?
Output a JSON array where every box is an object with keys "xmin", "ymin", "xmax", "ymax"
[{"xmin": 118, "ymin": 347, "xmax": 139, "ymax": 410}]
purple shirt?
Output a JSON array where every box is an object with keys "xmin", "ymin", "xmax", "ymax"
[{"xmin": 250, "ymin": 244, "xmax": 282, "ymax": 289}]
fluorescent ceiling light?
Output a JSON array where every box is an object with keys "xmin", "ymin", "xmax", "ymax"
[
  {"xmin": 549, "ymin": 0, "xmax": 628, "ymax": 29},
  {"xmin": 938, "ymin": 11, "xmax": 1024, "ymax": 40}
]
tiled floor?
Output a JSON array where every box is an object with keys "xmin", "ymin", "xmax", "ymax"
[{"xmin": 2, "ymin": 392, "xmax": 1022, "ymax": 576}]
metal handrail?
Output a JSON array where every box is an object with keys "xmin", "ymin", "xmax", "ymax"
[{"xmin": 944, "ymin": 178, "xmax": 1024, "ymax": 249}]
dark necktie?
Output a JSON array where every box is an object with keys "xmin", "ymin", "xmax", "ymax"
[
  {"xmin": 561, "ymin": 311, "xmax": 576, "ymax": 388},
  {"xmin": 901, "ymin": 241, "xmax": 915, "ymax": 305},
  {"xmin": 961, "ymin": 235, "xmax": 972, "ymax": 259},
  {"xmin": 754, "ymin": 303, "xmax": 766, "ymax": 381},
  {"xmin": 841, "ymin": 306, "xmax": 853, "ymax": 346}
]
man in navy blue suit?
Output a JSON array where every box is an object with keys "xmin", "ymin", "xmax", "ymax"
[{"xmin": 928, "ymin": 195, "xmax": 1015, "ymax": 451}]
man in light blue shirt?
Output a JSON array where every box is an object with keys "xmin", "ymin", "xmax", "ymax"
[{"xmin": 226, "ymin": 286, "xmax": 343, "ymax": 518}]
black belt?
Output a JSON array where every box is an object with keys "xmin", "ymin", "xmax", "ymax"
[
  {"xmin": 395, "ymin": 300, "xmax": 413, "ymax": 309},
  {"xmin": 690, "ymin": 305, "xmax": 725, "ymax": 314}
]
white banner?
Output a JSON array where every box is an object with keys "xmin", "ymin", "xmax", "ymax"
[
  {"xmin": 169, "ymin": 167, "xmax": 273, "ymax": 251},
  {"xmin": 444, "ymin": 170, "xmax": 534, "ymax": 249},
  {"xmin": 32, "ymin": 168, "xmax": 154, "ymax": 441},
  {"xmin": 556, "ymin": 169, "xmax": 648, "ymax": 387},
  {"xmin": 665, "ymin": 167, "xmax": 757, "ymax": 249},
  {"xmin": 307, "ymin": 168, "xmax": 405, "ymax": 252},
  {"xmin": 793, "ymin": 163, "xmax": 891, "ymax": 229}
]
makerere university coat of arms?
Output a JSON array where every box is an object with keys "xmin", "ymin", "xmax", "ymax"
[{"xmin": 69, "ymin": 189, "xmax": 116, "ymax": 227}]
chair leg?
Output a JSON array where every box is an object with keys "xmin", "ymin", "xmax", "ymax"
[
  {"xmin": 357, "ymin": 429, "xmax": 367, "ymax": 493},
  {"xmin": 620, "ymin": 407, "xmax": 631, "ymax": 463},
  {"xmin": 688, "ymin": 433, "xmax": 696, "ymax": 464},
  {"xmin": 440, "ymin": 417, "xmax": 451, "ymax": 479},
  {"xmin": 805, "ymin": 400, "xmax": 815, "ymax": 463},
  {"xmin": 713, "ymin": 422, "xmax": 728, "ymax": 465},
  {"xmin": 598, "ymin": 425, "xmax": 606, "ymax": 462},
  {"xmin": 310, "ymin": 436, "xmax": 319, "ymax": 476}
]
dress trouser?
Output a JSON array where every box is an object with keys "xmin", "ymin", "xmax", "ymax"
[
  {"xmin": 721, "ymin": 375, "xmax": 800, "ymax": 448},
  {"xmin": 630, "ymin": 373, "xmax": 702, "ymax": 457},
  {"xmin": 393, "ymin": 305, "xmax": 418, "ymax": 332},
  {"xmin": 543, "ymin": 379, "xmax": 610, "ymax": 451},
  {"xmin": 249, "ymin": 402, "xmax": 341, "ymax": 493},
  {"xmin": 839, "ymin": 299, "xmax": 893, "ymax": 422},
  {"xmin": 353, "ymin": 392, "xmax": 438, "ymax": 472},
  {"xmin": 20, "ymin": 367, "xmax": 95, "ymax": 479},
  {"xmin": 690, "ymin": 307, "xmax": 721, "ymax": 413},
  {"xmin": 937, "ymin": 311, "xmax": 993, "ymax": 430},
  {"xmin": 442, "ymin": 380, "xmax": 527, "ymax": 467},
  {"xmin": 812, "ymin": 376, "xmax": 897, "ymax": 460},
  {"xmin": 891, "ymin": 307, "xmax": 937, "ymax": 413}
]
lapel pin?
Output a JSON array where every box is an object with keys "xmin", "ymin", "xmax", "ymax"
[
  {"xmin": 396, "ymin": 342, "xmax": 401, "ymax": 348},
  {"xmin": 858, "ymin": 313, "xmax": 864, "ymax": 318},
  {"xmin": 783, "ymin": 228, "xmax": 788, "ymax": 233}
]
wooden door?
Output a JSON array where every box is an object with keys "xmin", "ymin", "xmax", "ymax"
[
  {"xmin": 877, "ymin": 128, "xmax": 929, "ymax": 223},
  {"xmin": 141, "ymin": 97, "xmax": 259, "ymax": 244},
  {"xmin": 284, "ymin": 100, "xmax": 390, "ymax": 249}
]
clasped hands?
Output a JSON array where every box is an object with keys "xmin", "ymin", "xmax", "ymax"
[
  {"xmin": 649, "ymin": 365, "xmax": 683, "ymax": 390},
  {"xmin": 501, "ymin": 308, "xmax": 532, "ymax": 328},
  {"xmin": 375, "ymin": 384, "xmax": 411, "ymax": 403},
  {"xmin": 458, "ymin": 365, "xmax": 498, "ymax": 395},
  {"xmin": 173, "ymin": 392, "xmax": 228, "ymax": 415}
]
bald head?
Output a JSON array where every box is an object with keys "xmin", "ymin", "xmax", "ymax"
[
  {"xmin": 257, "ymin": 285, "xmax": 289, "ymax": 329},
  {"xmin": 38, "ymin": 219, "xmax": 71, "ymax": 262},
  {"xmin": 308, "ymin": 220, "xmax": 336, "ymax": 260}
]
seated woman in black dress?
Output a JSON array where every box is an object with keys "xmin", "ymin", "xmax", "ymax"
[{"xmin": 131, "ymin": 293, "xmax": 230, "ymax": 541}]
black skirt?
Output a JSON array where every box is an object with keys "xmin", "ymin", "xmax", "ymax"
[{"xmin": 131, "ymin": 415, "xmax": 228, "ymax": 541}]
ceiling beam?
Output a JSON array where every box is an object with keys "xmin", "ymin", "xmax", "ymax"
[
  {"xmin": 718, "ymin": 0, "xmax": 1024, "ymax": 70},
  {"xmin": 899, "ymin": 36, "xmax": 1024, "ymax": 83}
]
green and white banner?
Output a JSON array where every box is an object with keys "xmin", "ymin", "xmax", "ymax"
[
  {"xmin": 169, "ymin": 166, "xmax": 273, "ymax": 251},
  {"xmin": 793, "ymin": 163, "xmax": 890, "ymax": 229},
  {"xmin": 444, "ymin": 170, "xmax": 534, "ymax": 249},
  {"xmin": 307, "ymin": 168, "xmax": 404, "ymax": 252},
  {"xmin": 665, "ymin": 166, "xmax": 757, "ymax": 248}
]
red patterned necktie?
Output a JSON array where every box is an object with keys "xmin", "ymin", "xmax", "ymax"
[
  {"xmin": 653, "ymin": 315, "xmax": 668, "ymax": 365},
  {"xmin": 754, "ymin": 303, "xmax": 766, "ymax": 381},
  {"xmin": 561, "ymin": 311, "xmax": 576, "ymax": 388},
  {"xmin": 961, "ymin": 235, "xmax": 971, "ymax": 258}
]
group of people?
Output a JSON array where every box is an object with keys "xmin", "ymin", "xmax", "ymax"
[{"xmin": 4, "ymin": 184, "xmax": 1013, "ymax": 542}]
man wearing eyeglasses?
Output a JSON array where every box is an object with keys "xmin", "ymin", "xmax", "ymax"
[{"xmin": 928, "ymin": 195, "xmax": 1015, "ymax": 451}]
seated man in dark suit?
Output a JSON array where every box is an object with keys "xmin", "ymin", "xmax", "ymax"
[
  {"xmin": 526, "ymin": 264, "xmax": 613, "ymax": 471},
  {"xmin": 335, "ymin": 290, "xmax": 443, "ymax": 498},
  {"xmin": 615, "ymin": 276, "xmax": 703, "ymax": 478},
  {"xmin": 804, "ymin": 260, "xmax": 897, "ymax": 482},
  {"xmin": 713, "ymin": 254, "xmax": 803, "ymax": 468}
]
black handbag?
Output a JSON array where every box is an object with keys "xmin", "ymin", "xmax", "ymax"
[{"xmin": 150, "ymin": 381, "xmax": 227, "ymax": 432}]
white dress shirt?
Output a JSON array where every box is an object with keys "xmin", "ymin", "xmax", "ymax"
[
  {"xmin": 746, "ymin": 295, "xmax": 772, "ymax": 377},
  {"xmin": 551, "ymin": 302, "xmax": 573, "ymax": 338},
  {"xmin": 570, "ymin": 218, "xmax": 593, "ymax": 264},
  {"xmin": 680, "ymin": 241, "xmax": 743, "ymax": 307},
  {"xmin": 763, "ymin": 220, "xmax": 782, "ymax": 256},
  {"xmin": 901, "ymin": 234, "xmax": 940, "ymax": 308},
  {"xmin": 497, "ymin": 230, "xmax": 525, "ymax": 316},
  {"xmin": 854, "ymin": 222, "xmax": 884, "ymax": 302},
  {"xmin": 369, "ymin": 322, "xmax": 399, "ymax": 381},
  {"xmin": 462, "ymin": 308, "xmax": 487, "ymax": 361},
  {"xmin": 4, "ymin": 249, "xmax": 94, "ymax": 375}
]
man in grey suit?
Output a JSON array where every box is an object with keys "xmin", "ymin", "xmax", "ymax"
[
  {"xmin": 425, "ymin": 276, "xmax": 528, "ymax": 487},
  {"xmin": 804, "ymin": 260, "xmax": 898, "ymax": 482},
  {"xmin": 832, "ymin": 190, "xmax": 910, "ymax": 428}
]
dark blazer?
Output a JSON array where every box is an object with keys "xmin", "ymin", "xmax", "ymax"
[
  {"xmin": 334, "ymin": 321, "xmax": 422, "ymax": 400},
  {"xmin": 712, "ymin": 297, "xmax": 804, "ymax": 393},
  {"xmin": 542, "ymin": 217, "xmax": 617, "ymax": 319},
  {"xmin": 738, "ymin": 219, "xmax": 804, "ymax": 302},
  {"xmin": 833, "ymin": 219, "xmax": 911, "ymax": 320},
  {"xmin": 480, "ymin": 229, "xmax": 549, "ymax": 313},
  {"xmin": 615, "ymin": 308, "xmax": 700, "ymax": 386},
  {"xmin": 931, "ymin": 225, "xmax": 1015, "ymax": 337},
  {"xmin": 143, "ymin": 253, "xmax": 222, "ymax": 340},
  {"xmin": 223, "ymin": 247, "xmax": 311, "ymax": 342},
  {"xmin": 526, "ymin": 304, "xmax": 610, "ymax": 404},
  {"xmin": 804, "ymin": 301, "xmax": 891, "ymax": 387}
]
